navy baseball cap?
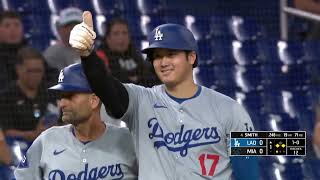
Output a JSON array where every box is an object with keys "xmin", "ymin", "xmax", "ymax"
[
  {"xmin": 49, "ymin": 63, "xmax": 92, "ymax": 93},
  {"xmin": 141, "ymin": 23, "xmax": 198, "ymax": 67}
]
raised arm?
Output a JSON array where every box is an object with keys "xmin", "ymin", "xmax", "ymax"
[{"xmin": 69, "ymin": 11, "xmax": 129, "ymax": 118}]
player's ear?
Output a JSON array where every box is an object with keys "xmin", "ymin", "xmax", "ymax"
[
  {"xmin": 187, "ymin": 51, "xmax": 196, "ymax": 66},
  {"xmin": 90, "ymin": 94, "xmax": 100, "ymax": 109}
]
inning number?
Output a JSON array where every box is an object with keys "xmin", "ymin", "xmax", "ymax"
[{"xmin": 198, "ymin": 153, "xmax": 220, "ymax": 176}]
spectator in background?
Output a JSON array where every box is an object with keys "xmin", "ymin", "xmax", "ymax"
[
  {"xmin": 0, "ymin": 10, "xmax": 26, "ymax": 90},
  {"xmin": 0, "ymin": 128, "xmax": 12, "ymax": 165},
  {"xmin": 294, "ymin": 0, "xmax": 320, "ymax": 39},
  {"xmin": 96, "ymin": 17, "xmax": 158, "ymax": 87},
  {"xmin": 0, "ymin": 128, "xmax": 14, "ymax": 179},
  {"xmin": 43, "ymin": 7, "xmax": 82, "ymax": 70},
  {"xmin": 0, "ymin": 47, "xmax": 59, "ymax": 142}
]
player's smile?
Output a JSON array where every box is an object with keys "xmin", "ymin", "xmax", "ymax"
[{"xmin": 160, "ymin": 68, "xmax": 174, "ymax": 76}]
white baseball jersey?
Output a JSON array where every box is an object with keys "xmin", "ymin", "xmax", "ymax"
[
  {"xmin": 14, "ymin": 123, "xmax": 138, "ymax": 180},
  {"xmin": 122, "ymin": 84, "xmax": 254, "ymax": 180}
]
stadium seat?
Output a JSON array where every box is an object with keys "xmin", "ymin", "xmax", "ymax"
[
  {"xmin": 260, "ymin": 90, "xmax": 287, "ymax": 114},
  {"xmin": 296, "ymin": 109, "xmax": 315, "ymax": 135},
  {"xmin": 120, "ymin": 0, "xmax": 139, "ymax": 15},
  {"xmin": 92, "ymin": 0, "xmax": 124, "ymax": 16},
  {"xmin": 197, "ymin": 39, "xmax": 212, "ymax": 63},
  {"xmin": 262, "ymin": 162, "xmax": 304, "ymax": 180},
  {"xmin": 260, "ymin": 64, "xmax": 283, "ymax": 89},
  {"xmin": 259, "ymin": 113, "xmax": 300, "ymax": 131},
  {"xmin": 302, "ymin": 159, "xmax": 320, "ymax": 180},
  {"xmin": 210, "ymin": 16, "xmax": 231, "ymax": 38},
  {"xmin": 188, "ymin": 15, "xmax": 211, "ymax": 40},
  {"xmin": 6, "ymin": 0, "xmax": 50, "ymax": 13},
  {"xmin": 234, "ymin": 64, "xmax": 262, "ymax": 92},
  {"xmin": 256, "ymin": 39, "xmax": 282, "ymax": 64},
  {"xmin": 281, "ymin": 64, "xmax": 310, "ymax": 90},
  {"xmin": 211, "ymin": 37, "xmax": 236, "ymax": 64},
  {"xmin": 236, "ymin": 91, "xmax": 263, "ymax": 120},
  {"xmin": 302, "ymin": 40, "xmax": 320, "ymax": 60},
  {"xmin": 277, "ymin": 40, "xmax": 304, "ymax": 65},
  {"xmin": 212, "ymin": 64, "xmax": 237, "ymax": 88},
  {"xmin": 232, "ymin": 40, "xmax": 260, "ymax": 65},
  {"xmin": 228, "ymin": 16, "xmax": 265, "ymax": 41},
  {"xmin": 140, "ymin": 14, "xmax": 165, "ymax": 36},
  {"xmin": 194, "ymin": 63, "xmax": 215, "ymax": 88},
  {"xmin": 163, "ymin": 14, "xmax": 185, "ymax": 25},
  {"xmin": 304, "ymin": 60, "xmax": 320, "ymax": 86},
  {"xmin": 290, "ymin": 89, "xmax": 316, "ymax": 112},
  {"xmin": 137, "ymin": 0, "xmax": 165, "ymax": 15},
  {"xmin": 49, "ymin": 0, "xmax": 94, "ymax": 14}
]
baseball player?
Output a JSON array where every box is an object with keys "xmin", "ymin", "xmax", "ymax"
[
  {"xmin": 69, "ymin": 11, "xmax": 256, "ymax": 180},
  {"xmin": 14, "ymin": 63, "xmax": 138, "ymax": 180}
]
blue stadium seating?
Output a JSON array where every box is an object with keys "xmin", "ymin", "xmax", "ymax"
[
  {"xmin": 260, "ymin": 90, "xmax": 287, "ymax": 114},
  {"xmin": 212, "ymin": 64, "xmax": 237, "ymax": 88},
  {"xmin": 291, "ymin": 88, "xmax": 317, "ymax": 112},
  {"xmin": 140, "ymin": 14, "xmax": 166, "ymax": 36},
  {"xmin": 137, "ymin": 0, "xmax": 165, "ymax": 15},
  {"xmin": 232, "ymin": 40, "xmax": 260, "ymax": 65},
  {"xmin": 302, "ymin": 159, "xmax": 320, "ymax": 180},
  {"xmin": 302, "ymin": 41, "xmax": 320, "ymax": 60},
  {"xmin": 162, "ymin": 15, "xmax": 184, "ymax": 25},
  {"xmin": 238, "ymin": 91, "xmax": 263, "ymax": 118},
  {"xmin": 189, "ymin": 15, "xmax": 211, "ymax": 40},
  {"xmin": 258, "ymin": 113, "xmax": 300, "ymax": 131},
  {"xmin": 256, "ymin": 39, "xmax": 282, "ymax": 64},
  {"xmin": 281, "ymin": 64, "xmax": 310, "ymax": 90},
  {"xmin": 260, "ymin": 156, "xmax": 305, "ymax": 180},
  {"xmin": 228, "ymin": 16, "xmax": 266, "ymax": 41},
  {"xmin": 260, "ymin": 64, "xmax": 284, "ymax": 89},
  {"xmin": 210, "ymin": 16, "xmax": 231, "ymax": 38},
  {"xmin": 296, "ymin": 109, "xmax": 315, "ymax": 135},
  {"xmin": 277, "ymin": 41, "xmax": 304, "ymax": 65},
  {"xmin": 6, "ymin": 0, "xmax": 48, "ymax": 13},
  {"xmin": 195, "ymin": 63, "xmax": 215, "ymax": 88},
  {"xmin": 92, "ymin": 0, "xmax": 125, "ymax": 16},
  {"xmin": 197, "ymin": 39, "xmax": 212, "ymax": 63},
  {"xmin": 49, "ymin": 0, "xmax": 94, "ymax": 13},
  {"xmin": 211, "ymin": 37, "xmax": 236, "ymax": 64},
  {"xmin": 235, "ymin": 64, "xmax": 262, "ymax": 92}
]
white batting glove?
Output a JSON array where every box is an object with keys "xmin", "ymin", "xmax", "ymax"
[{"xmin": 69, "ymin": 11, "xmax": 96, "ymax": 57}]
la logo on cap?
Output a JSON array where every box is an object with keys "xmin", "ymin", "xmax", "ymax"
[
  {"xmin": 58, "ymin": 70, "xmax": 64, "ymax": 83},
  {"xmin": 154, "ymin": 28, "xmax": 163, "ymax": 41}
]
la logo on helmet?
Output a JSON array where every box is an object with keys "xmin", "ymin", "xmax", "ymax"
[
  {"xmin": 58, "ymin": 70, "xmax": 64, "ymax": 83},
  {"xmin": 154, "ymin": 28, "xmax": 163, "ymax": 41}
]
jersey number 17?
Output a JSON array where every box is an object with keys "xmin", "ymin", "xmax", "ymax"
[{"xmin": 198, "ymin": 153, "xmax": 220, "ymax": 176}]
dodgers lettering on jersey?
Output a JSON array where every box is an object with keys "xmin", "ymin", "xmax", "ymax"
[
  {"xmin": 123, "ymin": 84, "xmax": 254, "ymax": 179},
  {"xmin": 14, "ymin": 124, "xmax": 138, "ymax": 180},
  {"xmin": 148, "ymin": 118, "xmax": 221, "ymax": 157},
  {"xmin": 48, "ymin": 163, "xmax": 123, "ymax": 180}
]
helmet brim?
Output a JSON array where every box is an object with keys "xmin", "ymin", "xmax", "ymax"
[{"xmin": 48, "ymin": 84, "xmax": 92, "ymax": 93}]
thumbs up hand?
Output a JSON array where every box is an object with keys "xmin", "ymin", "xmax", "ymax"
[{"xmin": 69, "ymin": 11, "xmax": 96, "ymax": 57}]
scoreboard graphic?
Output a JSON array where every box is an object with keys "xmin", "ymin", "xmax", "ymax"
[{"xmin": 230, "ymin": 131, "xmax": 306, "ymax": 156}]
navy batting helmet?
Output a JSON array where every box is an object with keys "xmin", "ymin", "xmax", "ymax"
[
  {"xmin": 141, "ymin": 23, "xmax": 198, "ymax": 67},
  {"xmin": 49, "ymin": 63, "xmax": 92, "ymax": 92}
]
